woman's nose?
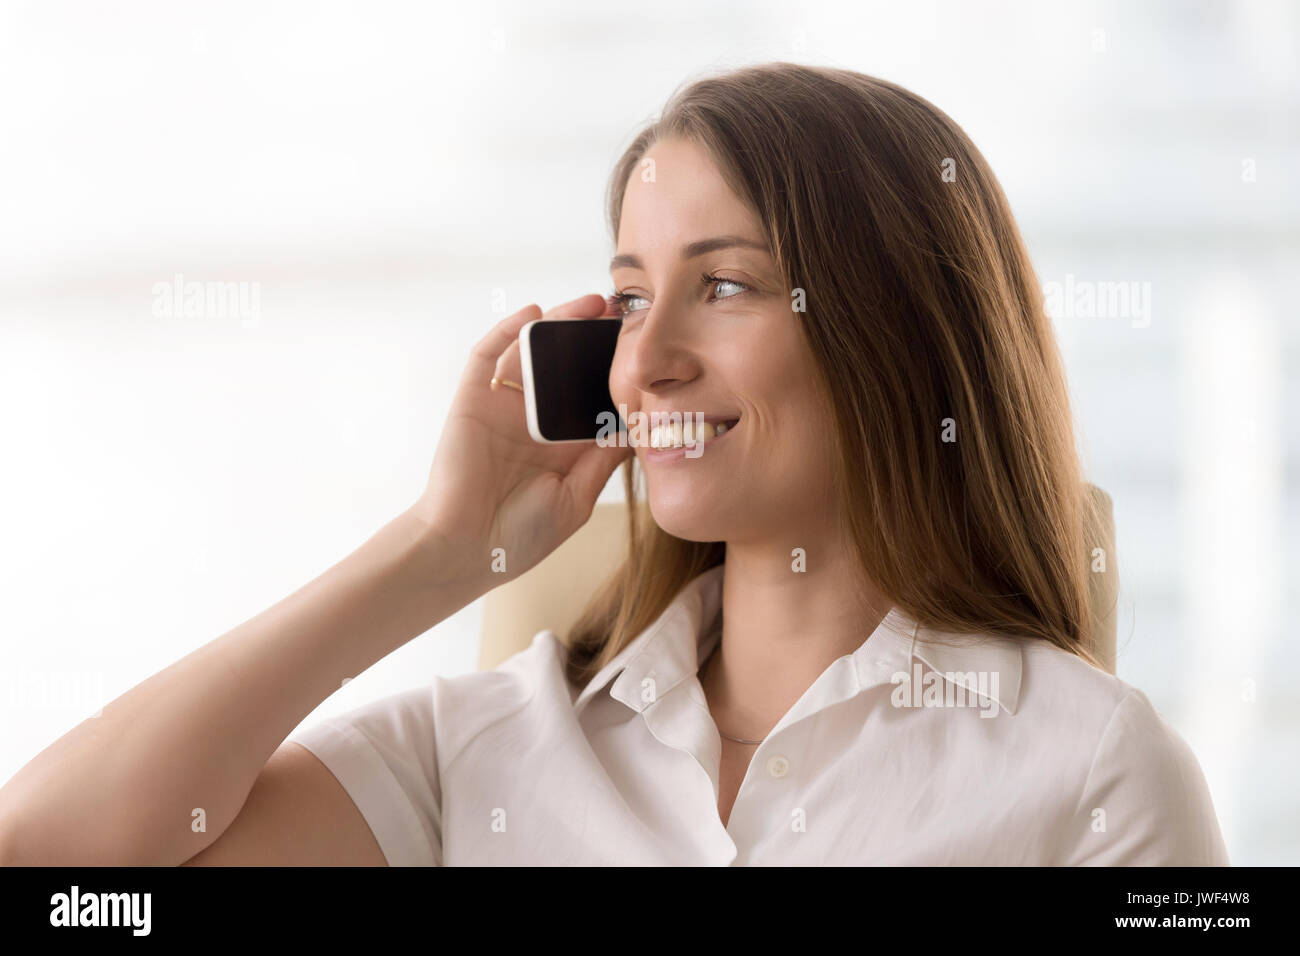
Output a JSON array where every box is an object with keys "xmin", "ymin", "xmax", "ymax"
[{"xmin": 619, "ymin": 307, "xmax": 700, "ymax": 393}]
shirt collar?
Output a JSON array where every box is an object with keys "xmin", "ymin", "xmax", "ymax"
[
  {"xmin": 572, "ymin": 564, "xmax": 726, "ymax": 719},
  {"xmin": 571, "ymin": 563, "xmax": 1022, "ymax": 719}
]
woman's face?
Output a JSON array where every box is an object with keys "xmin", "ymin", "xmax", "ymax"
[{"xmin": 609, "ymin": 136, "xmax": 836, "ymax": 545}]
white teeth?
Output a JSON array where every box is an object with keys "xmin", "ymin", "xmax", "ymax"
[
  {"xmin": 682, "ymin": 421, "xmax": 716, "ymax": 443},
  {"xmin": 649, "ymin": 423, "xmax": 682, "ymax": 448},
  {"xmin": 649, "ymin": 420, "xmax": 724, "ymax": 449}
]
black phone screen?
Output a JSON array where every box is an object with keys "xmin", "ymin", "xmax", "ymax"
[{"xmin": 527, "ymin": 318, "xmax": 624, "ymax": 441}]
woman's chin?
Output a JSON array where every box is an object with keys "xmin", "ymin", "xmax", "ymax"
[{"xmin": 648, "ymin": 489, "xmax": 735, "ymax": 543}]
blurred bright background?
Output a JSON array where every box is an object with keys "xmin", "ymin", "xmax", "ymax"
[{"xmin": 0, "ymin": 0, "xmax": 1295, "ymax": 864}]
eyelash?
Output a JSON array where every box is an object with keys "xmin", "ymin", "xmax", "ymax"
[{"xmin": 609, "ymin": 272, "xmax": 750, "ymax": 318}]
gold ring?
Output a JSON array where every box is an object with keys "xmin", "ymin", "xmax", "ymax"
[{"xmin": 490, "ymin": 377, "xmax": 525, "ymax": 393}]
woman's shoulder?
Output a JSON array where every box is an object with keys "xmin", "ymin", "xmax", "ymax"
[
  {"xmin": 426, "ymin": 629, "xmax": 573, "ymax": 759},
  {"xmin": 1008, "ymin": 639, "xmax": 1201, "ymax": 806},
  {"xmin": 1019, "ymin": 634, "xmax": 1154, "ymax": 723},
  {"xmin": 1014, "ymin": 636, "xmax": 1187, "ymax": 758},
  {"xmin": 1026, "ymin": 643, "xmax": 1192, "ymax": 786},
  {"xmin": 920, "ymin": 627, "xmax": 1190, "ymax": 775},
  {"xmin": 1011, "ymin": 637, "xmax": 1229, "ymax": 864}
]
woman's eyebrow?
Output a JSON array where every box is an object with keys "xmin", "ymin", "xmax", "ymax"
[{"xmin": 609, "ymin": 235, "xmax": 771, "ymax": 272}]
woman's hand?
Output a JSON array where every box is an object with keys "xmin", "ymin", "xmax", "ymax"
[{"xmin": 413, "ymin": 293, "xmax": 631, "ymax": 585}]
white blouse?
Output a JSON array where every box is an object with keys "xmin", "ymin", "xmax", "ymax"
[{"xmin": 286, "ymin": 563, "xmax": 1229, "ymax": 865}]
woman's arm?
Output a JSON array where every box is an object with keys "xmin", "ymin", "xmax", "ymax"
[
  {"xmin": 0, "ymin": 294, "xmax": 629, "ymax": 866},
  {"xmin": 0, "ymin": 509, "xmax": 481, "ymax": 866},
  {"xmin": 178, "ymin": 742, "xmax": 388, "ymax": 866}
]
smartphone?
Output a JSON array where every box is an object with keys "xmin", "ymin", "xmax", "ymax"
[{"xmin": 519, "ymin": 317, "xmax": 624, "ymax": 443}]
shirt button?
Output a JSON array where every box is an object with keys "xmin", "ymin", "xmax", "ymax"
[
  {"xmin": 876, "ymin": 658, "xmax": 891, "ymax": 670},
  {"xmin": 766, "ymin": 755, "xmax": 790, "ymax": 778}
]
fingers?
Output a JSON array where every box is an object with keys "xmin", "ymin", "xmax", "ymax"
[
  {"xmin": 467, "ymin": 293, "xmax": 614, "ymax": 392},
  {"xmin": 541, "ymin": 292, "xmax": 612, "ymax": 320},
  {"xmin": 498, "ymin": 293, "xmax": 616, "ymax": 386},
  {"xmin": 466, "ymin": 303, "xmax": 542, "ymax": 386}
]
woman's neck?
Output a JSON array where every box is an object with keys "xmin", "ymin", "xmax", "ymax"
[{"xmin": 699, "ymin": 538, "xmax": 888, "ymax": 742}]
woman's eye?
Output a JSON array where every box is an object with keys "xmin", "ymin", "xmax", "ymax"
[
  {"xmin": 711, "ymin": 279, "xmax": 744, "ymax": 299},
  {"xmin": 702, "ymin": 272, "xmax": 749, "ymax": 302},
  {"xmin": 611, "ymin": 292, "xmax": 649, "ymax": 316}
]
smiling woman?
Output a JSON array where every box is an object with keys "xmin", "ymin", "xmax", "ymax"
[
  {"xmin": 0, "ymin": 61, "xmax": 1228, "ymax": 869},
  {"xmin": 551, "ymin": 63, "xmax": 1229, "ymax": 855}
]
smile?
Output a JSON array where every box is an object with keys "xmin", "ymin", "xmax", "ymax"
[
  {"xmin": 638, "ymin": 415, "xmax": 741, "ymax": 461},
  {"xmin": 647, "ymin": 418, "xmax": 739, "ymax": 449}
]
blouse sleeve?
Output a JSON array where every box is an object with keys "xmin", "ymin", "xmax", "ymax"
[
  {"xmin": 1065, "ymin": 687, "xmax": 1229, "ymax": 865},
  {"xmin": 285, "ymin": 685, "xmax": 442, "ymax": 866}
]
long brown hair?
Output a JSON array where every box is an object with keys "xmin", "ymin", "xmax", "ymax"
[{"xmin": 566, "ymin": 62, "xmax": 1107, "ymax": 687}]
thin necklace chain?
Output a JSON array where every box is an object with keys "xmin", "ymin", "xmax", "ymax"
[{"xmin": 701, "ymin": 639, "xmax": 765, "ymax": 746}]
